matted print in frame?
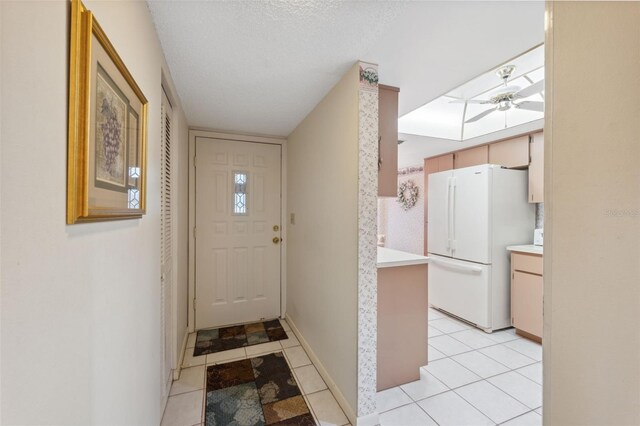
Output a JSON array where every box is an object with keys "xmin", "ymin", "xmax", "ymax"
[{"xmin": 67, "ymin": 0, "xmax": 148, "ymax": 223}]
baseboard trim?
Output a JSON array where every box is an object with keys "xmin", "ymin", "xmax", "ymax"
[
  {"xmin": 285, "ymin": 314, "xmax": 357, "ymax": 425},
  {"xmin": 356, "ymin": 411, "xmax": 380, "ymax": 426},
  {"xmin": 174, "ymin": 327, "xmax": 189, "ymax": 380}
]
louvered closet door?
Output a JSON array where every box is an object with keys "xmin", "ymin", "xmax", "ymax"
[
  {"xmin": 160, "ymin": 91, "xmax": 173, "ymax": 398},
  {"xmin": 195, "ymin": 138, "xmax": 282, "ymax": 329}
]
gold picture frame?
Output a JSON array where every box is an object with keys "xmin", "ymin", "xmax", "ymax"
[{"xmin": 67, "ymin": 0, "xmax": 148, "ymax": 224}]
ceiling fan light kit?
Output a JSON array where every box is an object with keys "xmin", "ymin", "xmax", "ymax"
[
  {"xmin": 398, "ymin": 44, "xmax": 545, "ymax": 141},
  {"xmin": 463, "ymin": 64, "xmax": 545, "ymax": 123}
]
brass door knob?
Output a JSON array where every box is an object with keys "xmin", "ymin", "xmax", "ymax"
[{"xmin": 273, "ymin": 237, "xmax": 281, "ymax": 244}]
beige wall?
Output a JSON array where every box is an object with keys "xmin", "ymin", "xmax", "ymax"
[
  {"xmin": 286, "ymin": 64, "xmax": 360, "ymax": 413},
  {"xmin": 0, "ymin": 1, "xmax": 189, "ymax": 423},
  {"xmin": 544, "ymin": 2, "xmax": 640, "ymax": 424}
]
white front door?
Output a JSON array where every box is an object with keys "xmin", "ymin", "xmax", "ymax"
[{"xmin": 195, "ymin": 138, "xmax": 282, "ymax": 329}]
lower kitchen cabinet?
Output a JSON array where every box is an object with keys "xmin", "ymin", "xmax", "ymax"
[{"xmin": 510, "ymin": 251, "xmax": 543, "ymax": 341}]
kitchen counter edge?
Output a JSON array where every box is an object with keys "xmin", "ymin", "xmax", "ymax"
[
  {"xmin": 507, "ymin": 245, "xmax": 543, "ymax": 255},
  {"xmin": 377, "ymin": 247, "xmax": 430, "ymax": 268}
]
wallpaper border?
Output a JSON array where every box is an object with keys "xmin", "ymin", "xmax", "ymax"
[{"xmin": 357, "ymin": 61, "xmax": 378, "ymax": 418}]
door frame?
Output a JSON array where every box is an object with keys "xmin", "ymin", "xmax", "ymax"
[{"xmin": 188, "ymin": 129, "xmax": 287, "ymax": 332}]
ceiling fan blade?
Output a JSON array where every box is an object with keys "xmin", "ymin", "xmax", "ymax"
[
  {"xmin": 515, "ymin": 101, "xmax": 544, "ymax": 112},
  {"xmin": 465, "ymin": 107, "xmax": 497, "ymax": 123},
  {"xmin": 449, "ymin": 99, "xmax": 492, "ymax": 104},
  {"xmin": 516, "ymin": 79, "xmax": 545, "ymax": 98}
]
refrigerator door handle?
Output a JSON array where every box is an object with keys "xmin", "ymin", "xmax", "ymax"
[
  {"xmin": 446, "ymin": 177, "xmax": 451, "ymax": 251},
  {"xmin": 430, "ymin": 257, "xmax": 483, "ymax": 273},
  {"xmin": 451, "ymin": 177, "xmax": 457, "ymax": 251}
]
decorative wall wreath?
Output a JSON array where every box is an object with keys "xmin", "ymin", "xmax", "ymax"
[{"xmin": 397, "ymin": 179, "xmax": 419, "ymax": 211}]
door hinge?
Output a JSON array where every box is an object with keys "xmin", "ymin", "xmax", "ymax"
[
  {"xmin": 193, "ymin": 299, "xmax": 196, "ymax": 311},
  {"xmin": 193, "ymin": 156, "xmax": 197, "ymax": 168},
  {"xmin": 193, "ymin": 227, "xmax": 197, "ymax": 239}
]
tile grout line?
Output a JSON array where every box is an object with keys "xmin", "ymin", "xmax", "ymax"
[
  {"xmin": 289, "ymin": 340, "xmax": 350, "ymax": 425},
  {"xmin": 412, "ymin": 398, "xmax": 442, "ymax": 426},
  {"xmin": 495, "ymin": 408, "xmax": 541, "ymax": 425},
  {"xmin": 427, "ymin": 328, "xmax": 538, "ymax": 370},
  {"xmin": 451, "ymin": 378, "xmax": 532, "ymax": 424},
  {"xmin": 512, "ymin": 366, "xmax": 543, "ymax": 386},
  {"xmin": 420, "ymin": 319, "xmax": 542, "ymax": 410},
  {"xmin": 480, "ymin": 376, "xmax": 542, "ymax": 412},
  {"xmin": 422, "ymin": 351, "xmax": 540, "ymax": 402}
]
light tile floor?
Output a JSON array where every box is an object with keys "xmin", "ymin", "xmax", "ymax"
[
  {"xmin": 377, "ymin": 308, "xmax": 542, "ymax": 426},
  {"xmin": 161, "ymin": 318, "xmax": 351, "ymax": 426},
  {"xmin": 162, "ymin": 311, "xmax": 542, "ymax": 426}
]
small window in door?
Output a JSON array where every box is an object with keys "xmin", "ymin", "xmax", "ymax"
[{"xmin": 233, "ymin": 172, "xmax": 248, "ymax": 215}]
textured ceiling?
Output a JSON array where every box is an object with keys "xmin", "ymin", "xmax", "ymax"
[{"xmin": 147, "ymin": 1, "xmax": 544, "ymax": 137}]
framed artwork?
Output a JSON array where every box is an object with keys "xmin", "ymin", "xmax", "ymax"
[{"xmin": 67, "ymin": 0, "xmax": 148, "ymax": 223}]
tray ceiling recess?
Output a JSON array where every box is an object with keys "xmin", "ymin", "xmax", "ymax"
[{"xmin": 398, "ymin": 44, "xmax": 544, "ymax": 141}]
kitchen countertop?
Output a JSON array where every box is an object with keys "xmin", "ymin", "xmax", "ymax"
[
  {"xmin": 377, "ymin": 247, "xmax": 429, "ymax": 268},
  {"xmin": 507, "ymin": 245, "xmax": 543, "ymax": 255}
]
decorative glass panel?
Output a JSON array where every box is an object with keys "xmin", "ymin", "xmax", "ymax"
[
  {"xmin": 233, "ymin": 172, "xmax": 248, "ymax": 215},
  {"xmin": 128, "ymin": 188, "xmax": 140, "ymax": 209}
]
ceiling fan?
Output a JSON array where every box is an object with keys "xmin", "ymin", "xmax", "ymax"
[{"xmin": 450, "ymin": 65, "xmax": 545, "ymax": 123}]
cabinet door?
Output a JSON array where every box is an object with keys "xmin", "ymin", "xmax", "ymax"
[
  {"xmin": 512, "ymin": 271, "xmax": 543, "ymax": 338},
  {"xmin": 454, "ymin": 145, "xmax": 488, "ymax": 169},
  {"xmin": 438, "ymin": 153, "xmax": 454, "ymax": 171},
  {"xmin": 529, "ymin": 132, "xmax": 544, "ymax": 203},
  {"xmin": 489, "ymin": 136, "xmax": 530, "ymax": 168},
  {"xmin": 378, "ymin": 85, "xmax": 399, "ymax": 197}
]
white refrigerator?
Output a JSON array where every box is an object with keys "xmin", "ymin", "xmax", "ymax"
[{"xmin": 428, "ymin": 164, "xmax": 534, "ymax": 332}]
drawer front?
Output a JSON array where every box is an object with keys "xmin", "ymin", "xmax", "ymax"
[
  {"xmin": 512, "ymin": 252, "xmax": 543, "ymax": 275},
  {"xmin": 429, "ymin": 255, "xmax": 492, "ymax": 328}
]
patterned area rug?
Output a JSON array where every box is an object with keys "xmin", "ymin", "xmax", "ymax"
[
  {"xmin": 195, "ymin": 319, "xmax": 288, "ymax": 356},
  {"xmin": 205, "ymin": 352, "xmax": 316, "ymax": 426}
]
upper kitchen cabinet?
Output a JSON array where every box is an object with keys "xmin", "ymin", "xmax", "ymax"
[
  {"xmin": 454, "ymin": 145, "xmax": 488, "ymax": 169},
  {"xmin": 489, "ymin": 135, "xmax": 530, "ymax": 169},
  {"xmin": 436, "ymin": 153, "xmax": 454, "ymax": 171},
  {"xmin": 424, "ymin": 153, "xmax": 453, "ymax": 176},
  {"xmin": 528, "ymin": 132, "xmax": 544, "ymax": 203},
  {"xmin": 378, "ymin": 84, "xmax": 400, "ymax": 197}
]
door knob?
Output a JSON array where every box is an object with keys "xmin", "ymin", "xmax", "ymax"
[{"xmin": 273, "ymin": 237, "xmax": 281, "ymax": 244}]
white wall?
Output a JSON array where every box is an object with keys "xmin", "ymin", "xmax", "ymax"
[
  {"xmin": 544, "ymin": 2, "xmax": 640, "ymax": 424},
  {"xmin": 286, "ymin": 64, "xmax": 359, "ymax": 413},
  {"xmin": 378, "ymin": 169, "xmax": 424, "ymax": 255},
  {"xmin": 0, "ymin": 1, "xmax": 188, "ymax": 423}
]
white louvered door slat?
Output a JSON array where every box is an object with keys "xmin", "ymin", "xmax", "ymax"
[{"xmin": 160, "ymin": 91, "xmax": 173, "ymax": 400}]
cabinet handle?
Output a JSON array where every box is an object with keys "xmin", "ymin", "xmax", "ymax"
[{"xmin": 378, "ymin": 136, "xmax": 382, "ymax": 171}]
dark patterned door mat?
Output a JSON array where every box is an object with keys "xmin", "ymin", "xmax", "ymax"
[
  {"xmin": 194, "ymin": 319, "xmax": 289, "ymax": 356},
  {"xmin": 206, "ymin": 352, "xmax": 316, "ymax": 426}
]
